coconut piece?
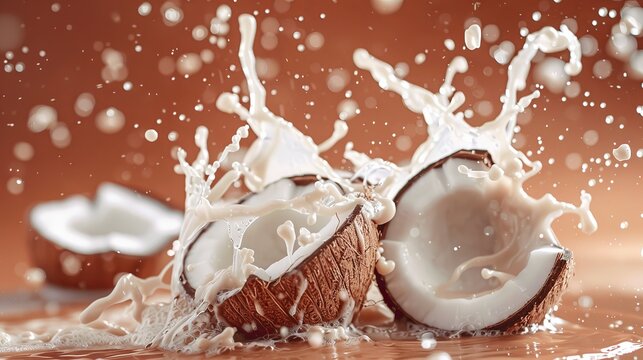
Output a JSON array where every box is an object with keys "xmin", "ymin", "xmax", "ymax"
[
  {"xmin": 377, "ymin": 151, "xmax": 574, "ymax": 333},
  {"xmin": 29, "ymin": 183, "xmax": 183, "ymax": 289},
  {"xmin": 181, "ymin": 176, "xmax": 379, "ymax": 339}
]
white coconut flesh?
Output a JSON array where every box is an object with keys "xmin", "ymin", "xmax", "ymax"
[
  {"xmin": 380, "ymin": 156, "xmax": 567, "ymax": 331},
  {"xmin": 183, "ymin": 178, "xmax": 354, "ymax": 290},
  {"xmin": 30, "ymin": 183, "xmax": 183, "ymax": 256}
]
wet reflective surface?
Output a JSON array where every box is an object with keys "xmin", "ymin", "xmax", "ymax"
[{"xmin": 1, "ymin": 289, "xmax": 641, "ymax": 359}]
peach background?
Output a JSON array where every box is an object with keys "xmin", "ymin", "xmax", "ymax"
[{"xmin": 0, "ymin": 0, "xmax": 640, "ymax": 295}]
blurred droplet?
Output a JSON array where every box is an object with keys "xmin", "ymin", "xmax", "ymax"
[
  {"xmin": 327, "ymin": 69, "xmax": 350, "ymax": 92},
  {"xmin": 96, "ymin": 107, "xmax": 126, "ymax": 134},
  {"xmin": 371, "ymin": 0, "xmax": 404, "ymax": 14},
  {"xmin": 13, "ymin": 142, "xmax": 34, "ymax": 161},
  {"xmin": 50, "ymin": 123, "xmax": 71, "ymax": 148},
  {"xmin": 74, "ymin": 93, "xmax": 95, "ymax": 117},
  {"xmin": 28, "ymin": 105, "xmax": 57, "ymax": 133},
  {"xmin": 6, "ymin": 177, "xmax": 24, "ymax": 195},
  {"xmin": 145, "ymin": 129, "xmax": 159, "ymax": 142}
]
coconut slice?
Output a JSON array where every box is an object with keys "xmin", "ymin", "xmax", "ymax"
[
  {"xmin": 377, "ymin": 151, "xmax": 574, "ymax": 333},
  {"xmin": 29, "ymin": 183, "xmax": 183, "ymax": 289},
  {"xmin": 181, "ymin": 176, "xmax": 379, "ymax": 339}
]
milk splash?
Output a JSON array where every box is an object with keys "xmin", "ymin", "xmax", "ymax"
[
  {"xmin": 0, "ymin": 13, "xmax": 602, "ymax": 358},
  {"xmin": 215, "ymin": 15, "xmax": 349, "ymax": 192},
  {"xmin": 349, "ymin": 25, "xmax": 596, "ymax": 287},
  {"xmin": 79, "ymin": 13, "xmax": 382, "ymax": 355}
]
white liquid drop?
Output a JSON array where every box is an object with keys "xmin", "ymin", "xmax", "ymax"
[
  {"xmin": 6, "ymin": 177, "xmax": 24, "ymax": 195},
  {"xmin": 28, "ymin": 105, "xmax": 57, "ymax": 133},
  {"xmin": 371, "ymin": 0, "xmax": 404, "ymax": 14},
  {"xmin": 96, "ymin": 107, "xmax": 125, "ymax": 134},
  {"xmin": 444, "ymin": 39, "xmax": 455, "ymax": 51},
  {"xmin": 592, "ymin": 59, "xmax": 612, "ymax": 79},
  {"xmin": 176, "ymin": 53, "xmax": 202, "ymax": 75},
  {"xmin": 420, "ymin": 332, "xmax": 437, "ymax": 349},
  {"xmin": 138, "ymin": 2, "xmax": 151, "ymax": 16},
  {"xmin": 145, "ymin": 129, "xmax": 159, "ymax": 142},
  {"xmin": 582, "ymin": 130, "xmax": 599, "ymax": 146},
  {"xmin": 612, "ymin": 144, "xmax": 631, "ymax": 161},
  {"xmin": 464, "ymin": 24, "xmax": 481, "ymax": 50},
  {"xmin": 13, "ymin": 142, "xmax": 34, "ymax": 161},
  {"xmin": 74, "ymin": 93, "xmax": 95, "ymax": 117},
  {"xmin": 414, "ymin": 52, "xmax": 426, "ymax": 64},
  {"xmin": 578, "ymin": 295, "xmax": 594, "ymax": 308}
]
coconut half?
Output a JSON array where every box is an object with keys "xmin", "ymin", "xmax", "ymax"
[
  {"xmin": 181, "ymin": 176, "xmax": 379, "ymax": 339},
  {"xmin": 29, "ymin": 183, "xmax": 183, "ymax": 289},
  {"xmin": 377, "ymin": 151, "xmax": 574, "ymax": 333}
]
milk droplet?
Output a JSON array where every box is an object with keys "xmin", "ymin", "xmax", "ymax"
[
  {"xmin": 420, "ymin": 332, "xmax": 437, "ymax": 349},
  {"xmin": 534, "ymin": 58, "xmax": 568, "ymax": 93},
  {"xmin": 50, "ymin": 123, "xmax": 71, "ymax": 148},
  {"xmin": 192, "ymin": 25, "xmax": 208, "ymax": 41},
  {"xmin": 307, "ymin": 327, "xmax": 324, "ymax": 348},
  {"xmin": 580, "ymin": 35, "xmax": 598, "ymax": 57},
  {"xmin": 28, "ymin": 105, "xmax": 57, "ymax": 133},
  {"xmin": 396, "ymin": 135, "xmax": 412, "ymax": 151},
  {"xmin": 464, "ymin": 24, "xmax": 481, "ymax": 50},
  {"xmin": 492, "ymin": 41, "xmax": 515, "ymax": 65},
  {"xmin": 582, "ymin": 130, "xmax": 599, "ymax": 146},
  {"xmin": 619, "ymin": 221, "xmax": 629, "ymax": 230},
  {"xmin": 427, "ymin": 351, "xmax": 452, "ymax": 360},
  {"xmin": 176, "ymin": 53, "xmax": 202, "ymax": 75},
  {"xmin": 376, "ymin": 257, "xmax": 395, "ymax": 275},
  {"xmin": 305, "ymin": 32, "xmax": 324, "ymax": 50},
  {"xmin": 145, "ymin": 129, "xmax": 159, "ymax": 142},
  {"xmin": 371, "ymin": 0, "xmax": 404, "ymax": 15},
  {"xmin": 414, "ymin": 52, "xmax": 426, "ymax": 64},
  {"xmin": 138, "ymin": 2, "xmax": 152, "ymax": 16},
  {"xmin": 482, "ymin": 24, "xmax": 499, "ymax": 43},
  {"xmin": 216, "ymin": 4, "xmax": 232, "ymax": 22},
  {"xmin": 163, "ymin": 6, "xmax": 183, "ymax": 25},
  {"xmin": 74, "ymin": 93, "xmax": 95, "ymax": 117},
  {"xmin": 13, "ymin": 142, "xmax": 34, "ymax": 161},
  {"xmin": 24, "ymin": 267, "xmax": 46, "ymax": 286},
  {"xmin": 532, "ymin": 11, "xmax": 542, "ymax": 21},
  {"xmin": 6, "ymin": 177, "xmax": 24, "ymax": 195},
  {"xmin": 630, "ymin": 50, "xmax": 643, "ymax": 77},
  {"xmin": 578, "ymin": 295, "xmax": 594, "ymax": 308},
  {"xmin": 61, "ymin": 253, "xmax": 82, "ymax": 276},
  {"xmin": 592, "ymin": 59, "xmax": 612, "ymax": 79},
  {"xmin": 327, "ymin": 69, "xmax": 350, "ymax": 92},
  {"xmin": 337, "ymin": 99, "xmax": 359, "ymax": 120},
  {"xmin": 96, "ymin": 107, "xmax": 125, "ymax": 134},
  {"xmin": 444, "ymin": 39, "xmax": 455, "ymax": 51},
  {"xmin": 394, "ymin": 62, "xmax": 409, "ymax": 78},
  {"xmin": 612, "ymin": 144, "xmax": 631, "ymax": 161}
]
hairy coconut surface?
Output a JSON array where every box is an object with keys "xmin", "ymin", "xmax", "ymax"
[
  {"xmin": 180, "ymin": 176, "xmax": 380, "ymax": 339},
  {"xmin": 377, "ymin": 150, "xmax": 574, "ymax": 333},
  {"xmin": 218, "ymin": 205, "xmax": 378, "ymax": 339}
]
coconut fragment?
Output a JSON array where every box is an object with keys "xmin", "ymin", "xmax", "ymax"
[
  {"xmin": 181, "ymin": 176, "xmax": 379, "ymax": 339},
  {"xmin": 377, "ymin": 151, "xmax": 575, "ymax": 333},
  {"xmin": 29, "ymin": 183, "xmax": 182, "ymax": 289}
]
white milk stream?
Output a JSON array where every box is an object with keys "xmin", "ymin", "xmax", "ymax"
[
  {"xmin": 1, "ymin": 15, "xmax": 598, "ymax": 356},
  {"xmin": 348, "ymin": 24, "xmax": 596, "ymax": 303}
]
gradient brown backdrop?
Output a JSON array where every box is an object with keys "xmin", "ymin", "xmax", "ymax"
[{"xmin": 0, "ymin": 0, "xmax": 641, "ymax": 297}]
